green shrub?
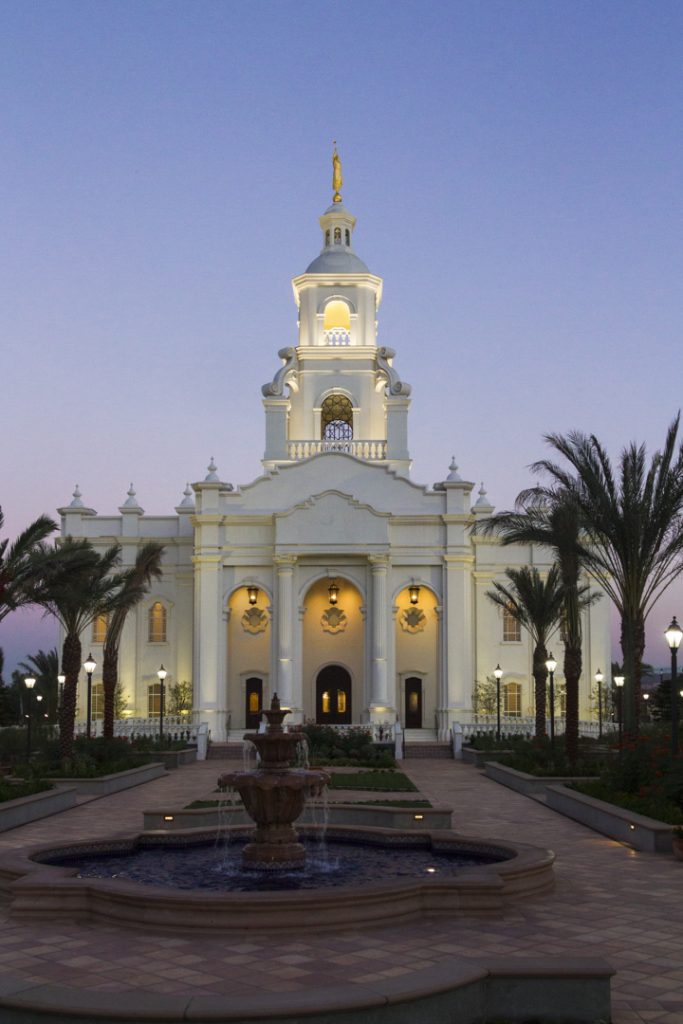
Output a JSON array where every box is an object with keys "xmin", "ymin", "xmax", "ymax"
[
  {"xmin": 302, "ymin": 724, "xmax": 395, "ymax": 768},
  {"xmin": 0, "ymin": 778, "xmax": 53, "ymax": 802}
]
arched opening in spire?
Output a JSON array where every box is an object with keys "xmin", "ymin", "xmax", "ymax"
[{"xmin": 321, "ymin": 394, "xmax": 353, "ymax": 441}]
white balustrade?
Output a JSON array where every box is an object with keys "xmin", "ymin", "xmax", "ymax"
[
  {"xmin": 454, "ymin": 718, "xmax": 612, "ymax": 743},
  {"xmin": 323, "ymin": 328, "xmax": 351, "ymax": 346},
  {"xmin": 288, "ymin": 439, "xmax": 387, "ymax": 462}
]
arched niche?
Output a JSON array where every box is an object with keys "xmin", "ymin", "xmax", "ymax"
[
  {"xmin": 301, "ymin": 576, "xmax": 364, "ymax": 722},
  {"xmin": 394, "ymin": 584, "xmax": 440, "ymax": 730}
]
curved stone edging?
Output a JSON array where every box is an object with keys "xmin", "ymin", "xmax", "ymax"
[
  {"xmin": 0, "ymin": 955, "xmax": 613, "ymax": 1023},
  {"xmin": 47, "ymin": 762, "xmax": 166, "ymax": 796},
  {"xmin": 0, "ymin": 825, "xmax": 555, "ymax": 933}
]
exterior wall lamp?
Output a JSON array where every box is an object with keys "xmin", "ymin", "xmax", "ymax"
[
  {"xmin": 247, "ymin": 585, "xmax": 259, "ymax": 606},
  {"xmin": 328, "ymin": 580, "xmax": 339, "ymax": 605},
  {"xmin": 408, "ymin": 584, "xmax": 420, "ymax": 606}
]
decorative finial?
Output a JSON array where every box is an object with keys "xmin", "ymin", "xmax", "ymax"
[
  {"xmin": 122, "ymin": 483, "xmax": 140, "ymax": 508},
  {"xmin": 70, "ymin": 484, "xmax": 84, "ymax": 508},
  {"xmin": 204, "ymin": 457, "xmax": 219, "ymax": 483},
  {"xmin": 332, "ymin": 142, "xmax": 343, "ymax": 204},
  {"xmin": 446, "ymin": 456, "xmax": 461, "ymax": 482},
  {"xmin": 179, "ymin": 483, "xmax": 194, "ymax": 507}
]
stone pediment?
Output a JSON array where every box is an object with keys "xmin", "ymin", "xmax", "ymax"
[{"xmin": 275, "ymin": 490, "xmax": 389, "ymax": 549}]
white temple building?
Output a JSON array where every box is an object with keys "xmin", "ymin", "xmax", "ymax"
[{"xmin": 59, "ymin": 162, "xmax": 611, "ymax": 742}]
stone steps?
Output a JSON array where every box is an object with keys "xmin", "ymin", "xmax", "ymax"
[
  {"xmin": 403, "ymin": 742, "xmax": 453, "ymax": 759},
  {"xmin": 207, "ymin": 743, "xmax": 247, "ymax": 760}
]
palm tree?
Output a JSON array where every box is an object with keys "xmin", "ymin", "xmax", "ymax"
[
  {"xmin": 487, "ymin": 566, "xmax": 565, "ymax": 741},
  {"xmin": 533, "ymin": 417, "xmax": 683, "ymax": 735},
  {"xmin": 32, "ymin": 539, "xmax": 126, "ymax": 760},
  {"xmin": 477, "ymin": 491, "xmax": 590, "ymax": 764},
  {"xmin": 0, "ymin": 507, "xmax": 58, "ymax": 624},
  {"xmin": 101, "ymin": 543, "xmax": 165, "ymax": 737},
  {"xmin": 18, "ymin": 648, "xmax": 59, "ymax": 722}
]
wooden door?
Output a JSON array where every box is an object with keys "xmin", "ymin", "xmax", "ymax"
[
  {"xmin": 245, "ymin": 677, "xmax": 263, "ymax": 730},
  {"xmin": 405, "ymin": 677, "xmax": 422, "ymax": 729},
  {"xmin": 316, "ymin": 666, "xmax": 352, "ymax": 724}
]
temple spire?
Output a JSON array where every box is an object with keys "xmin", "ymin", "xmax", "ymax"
[{"xmin": 332, "ymin": 142, "xmax": 343, "ymax": 204}]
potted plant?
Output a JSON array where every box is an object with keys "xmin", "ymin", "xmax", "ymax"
[{"xmin": 672, "ymin": 827, "xmax": 683, "ymax": 861}]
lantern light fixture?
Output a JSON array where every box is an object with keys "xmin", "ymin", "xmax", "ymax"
[
  {"xmin": 24, "ymin": 676, "xmax": 36, "ymax": 690},
  {"xmin": 665, "ymin": 616, "xmax": 683, "ymax": 650},
  {"xmin": 408, "ymin": 583, "xmax": 420, "ymax": 606},
  {"xmin": 328, "ymin": 580, "xmax": 339, "ymax": 606},
  {"xmin": 247, "ymin": 585, "xmax": 259, "ymax": 607}
]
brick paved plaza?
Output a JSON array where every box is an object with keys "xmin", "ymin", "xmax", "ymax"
[{"xmin": 0, "ymin": 757, "xmax": 681, "ymax": 1023}]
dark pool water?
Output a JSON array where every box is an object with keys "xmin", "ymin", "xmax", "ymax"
[{"xmin": 43, "ymin": 837, "xmax": 507, "ymax": 893}]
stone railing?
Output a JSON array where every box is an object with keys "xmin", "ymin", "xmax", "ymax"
[
  {"xmin": 288, "ymin": 439, "xmax": 387, "ymax": 461},
  {"xmin": 456, "ymin": 718, "xmax": 610, "ymax": 743},
  {"xmin": 77, "ymin": 713, "xmax": 202, "ymax": 743}
]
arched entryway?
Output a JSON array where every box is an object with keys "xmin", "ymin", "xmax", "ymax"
[{"xmin": 315, "ymin": 665, "xmax": 352, "ymax": 724}]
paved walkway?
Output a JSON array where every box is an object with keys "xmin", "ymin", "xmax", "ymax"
[{"xmin": 0, "ymin": 758, "xmax": 680, "ymax": 1022}]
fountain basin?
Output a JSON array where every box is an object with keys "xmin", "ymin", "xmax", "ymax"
[{"xmin": 0, "ymin": 825, "xmax": 555, "ymax": 933}]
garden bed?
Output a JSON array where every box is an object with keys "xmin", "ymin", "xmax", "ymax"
[
  {"xmin": 327, "ymin": 770, "xmax": 418, "ymax": 792},
  {"xmin": 462, "ymin": 746, "xmax": 514, "ymax": 767},
  {"xmin": 545, "ymin": 783, "xmax": 675, "ymax": 853}
]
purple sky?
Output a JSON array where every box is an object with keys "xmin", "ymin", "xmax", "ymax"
[{"xmin": 2, "ymin": 1, "xmax": 682, "ymax": 676}]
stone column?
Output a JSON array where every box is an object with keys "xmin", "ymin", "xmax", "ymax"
[
  {"xmin": 442, "ymin": 554, "xmax": 474, "ymax": 734},
  {"xmin": 274, "ymin": 555, "xmax": 297, "ymax": 712},
  {"xmin": 194, "ymin": 554, "xmax": 224, "ymax": 740},
  {"xmin": 368, "ymin": 555, "xmax": 392, "ymax": 721}
]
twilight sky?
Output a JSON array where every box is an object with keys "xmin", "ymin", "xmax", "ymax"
[{"xmin": 1, "ymin": 0, "xmax": 682, "ymax": 675}]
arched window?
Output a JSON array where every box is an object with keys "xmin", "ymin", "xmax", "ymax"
[
  {"xmin": 345, "ymin": 228, "xmax": 350, "ymax": 245},
  {"xmin": 503, "ymin": 606, "xmax": 521, "ymax": 642},
  {"xmin": 148, "ymin": 682, "xmax": 161, "ymax": 717},
  {"xmin": 321, "ymin": 394, "xmax": 353, "ymax": 441},
  {"xmin": 325, "ymin": 229, "xmax": 330, "ymax": 246},
  {"xmin": 323, "ymin": 300, "xmax": 351, "ymax": 332},
  {"xmin": 503, "ymin": 682, "xmax": 522, "ymax": 717},
  {"xmin": 334, "ymin": 226, "xmax": 341, "ymax": 244},
  {"xmin": 92, "ymin": 613, "xmax": 108, "ymax": 644},
  {"xmin": 148, "ymin": 602, "xmax": 167, "ymax": 643}
]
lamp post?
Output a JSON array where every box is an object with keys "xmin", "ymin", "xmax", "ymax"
[
  {"xmin": 83, "ymin": 654, "xmax": 96, "ymax": 740},
  {"xmin": 57, "ymin": 673, "xmax": 65, "ymax": 717},
  {"xmin": 493, "ymin": 664, "xmax": 503, "ymax": 742},
  {"xmin": 546, "ymin": 654, "xmax": 557, "ymax": 749},
  {"xmin": 665, "ymin": 617, "xmax": 683, "ymax": 757},
  {"xmin": 642, "ymin": 692, "xmax": 650, "ymax": 721},
  {"xmin": 24, "ymin": 677, "xmax": 36, "ymax": 760},
  {"xmin": 595, "ymin": 668, "xmax": 604, "ymax": 740},
  {"xmin": 614, "ymin": 676, "xmax": 625, "ymax": 751},
  {"xmin": 157, "ymin": 665, "xmax": 167, "ymax": 746}
]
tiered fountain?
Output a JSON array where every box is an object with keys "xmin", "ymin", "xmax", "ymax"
[{"xmin": 218, "ymin": 694, "xmax": 330, "ymax": 868}]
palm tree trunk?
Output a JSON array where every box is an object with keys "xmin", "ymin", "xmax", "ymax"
[
  {"xmin": 564, "ymin": 642, "xmax": 582, "ymax": 765},
  {"xmin": 532, "ymin": 643, "xmax": 548, "ymax": 741},
  {"xmin": 59, "ymin": 633, "xmax": 81, "ymax": 761},
  {"xmin": 621, "ymin": 614, "xmax": 644, "ymax": 738},
  {"xmin": 101, "ymin": 645, "xmax": 118, "ymax": 739}
]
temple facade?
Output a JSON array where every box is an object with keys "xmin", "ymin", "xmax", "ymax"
[{"xmin": 59, "ymin": 169, "xmax": 611, "ymax": 741}]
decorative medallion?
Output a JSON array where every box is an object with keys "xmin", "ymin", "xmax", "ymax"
[
  {"xmin": 321, "ymin": 606, "xmax": 348, "ymax": 635},
  {"xmin": 399, "ymin": 606, "xmax": 427, "ymax": 634},
  {"xmin": 241, "ymin": 607, "xmax": 269, "ymax": 635}
]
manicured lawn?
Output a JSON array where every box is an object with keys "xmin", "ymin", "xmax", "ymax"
[{"xmin": 328, "ymin": 770, "xmax": 418, "ymax": 792}]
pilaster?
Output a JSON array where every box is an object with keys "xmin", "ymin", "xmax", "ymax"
[
  {"xmin": 368, "ymin": 555, "xmax": 394, "ymax": 721},
  {"xmin": 274, "ymin": 555, "xmax": 298, "ymax": 715}
]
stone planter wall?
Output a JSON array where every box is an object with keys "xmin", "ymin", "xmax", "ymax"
[
  {"xmin": 545, "ymin": 784, "xmax": 674, "ymax": 853},
  {"xmin": 462, "ymin": 747, "xmax": 514, "ymax": 768},
  {"xmin": 0, "ymin": 786, "xmax": 77, "ymax": 833},
  {"xmin": 137, "ymin": 749, "xmax": 196, "ymax": 770},
  {"xmin": 50, "ymin": 763, "xmax": 166, "ymax": 797},
  {"xmin": 144, "ymin": 801, "xmax": 453, "ymax": 832},
  {"xmin": 484, "ymin": 761, "xmax": 598, "ymax": 796}
]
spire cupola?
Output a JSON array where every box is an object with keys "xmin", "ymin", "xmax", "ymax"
[{"xmin": 304, "ymin": 145, "xmax": 369, "ymax": 275}]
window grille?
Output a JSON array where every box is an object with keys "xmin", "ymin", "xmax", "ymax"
[
  {"xmin": 321, "ymin": 394, "xmax": 353, "ymax": 441},
  {"xmin": 503, "ymin": 606, "xmax": 521, "ymax": 642},
  {"xmin": 503, "ymin": 682, "xmax": 522, "ymax": 717}
]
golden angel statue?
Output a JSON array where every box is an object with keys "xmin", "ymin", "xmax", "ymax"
[{"xmin": 332, "ymin": 142, "xmax": 343, "ymax": 203}]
